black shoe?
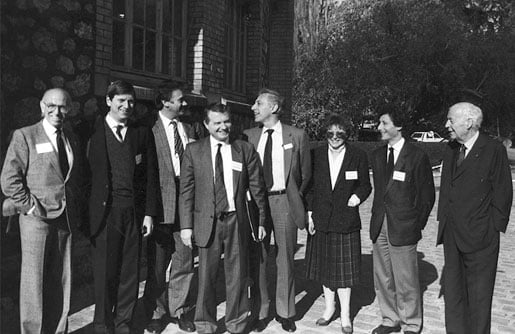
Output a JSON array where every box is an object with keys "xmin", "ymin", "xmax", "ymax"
[
  {"xmin": 251, "ymin": 318, "xmax": 268, "ymax": 332},
  {"xmin": 276, "ymin": 316, "xmax": 296, "ymax": 332},
  {"xmin": 145, "ymin": 318, "xmax": 167, "ymax": 334},
  {"xmin": 371, "ymin": 324, "xmax": 401, "ymax": 334},
  {"xmin": 170, "ymin": 315, "xmax": 196, "ymax": 332},
  {"xmin": 404, "ymin": 331, "xmax": 419, "ymax": 334}
]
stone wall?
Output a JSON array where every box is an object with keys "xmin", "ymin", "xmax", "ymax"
[{"xmin": 1, "ymin": 0, "xmax": 98, "ymax": 148}]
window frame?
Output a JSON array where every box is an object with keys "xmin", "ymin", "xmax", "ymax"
[
  {"xmin": 223, "ymin": 0, "xmax": 247, "ymax": 94},
  {"xmin": 111, "ymin": 0, "xmax": 187, "ymax": 79}
]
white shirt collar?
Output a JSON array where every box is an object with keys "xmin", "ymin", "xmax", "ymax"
[
  {"xmin": 263, "ymin": 120, "xmax": 282, "ymax": 134},
  {"xmin": 463, "ymin": 131, "xmax": 479, "ymax": 151},
  {"xmin": 42, "ymin": 118, "xmax": 59, "ymax": 135},
  {"xmin": 159, "ymin": 111, "xmax": 180, "ymax": 126},
  {"xmin": 105, "ymin": 113, "xmax": 126, "ymax": 129},
  {"xmin": 389, "ymin": 137, "xmax": 405, "ymax": 152}
]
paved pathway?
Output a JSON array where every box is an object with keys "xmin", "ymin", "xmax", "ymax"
[{"xmin": 6, "ymin": 170, "xmax": 515, "ymax": 333}]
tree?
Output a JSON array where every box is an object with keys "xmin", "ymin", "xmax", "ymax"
[{"xmin": 293, "ymin": 0, "xmax": 515, "ymax": 140}]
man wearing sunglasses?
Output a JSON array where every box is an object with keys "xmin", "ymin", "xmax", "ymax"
[
  {"xmin": 1, "ymin": 88, "xmax": 87, "ymax": 333},
  {"xmin": 244, "ymin": 88, "xmax": 311, "ymax": 332},
  {"xmin": 369, "ymin": 105, "xmax": 435, "ymax": 334}
]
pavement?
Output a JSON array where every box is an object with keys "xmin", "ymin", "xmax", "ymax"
[{"xmin": 3, "ymin": 170, "xmax": 515, "ymax": 333}]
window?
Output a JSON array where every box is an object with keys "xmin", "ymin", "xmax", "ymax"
[
  {"xmin": 223, "ymin": 0, "xmax": 247, "ymax": 93},
  {"xmin": 112, "ymin": 0, "xmax": 187, "ymax": 77}
]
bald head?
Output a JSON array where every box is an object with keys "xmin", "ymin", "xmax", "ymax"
[
  {"xmin": 445, "ymin": 102, "xmax": 482, "ymax": 143},
  {"xmin": 40, "ymin": 88, "xmax": 72, "ymax": 129}
]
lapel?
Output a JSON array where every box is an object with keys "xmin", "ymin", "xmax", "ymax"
[
  {"xmin": 201, "ymin": 138, "xmax": 214, "ymax": 188},
  {"xmin": 231, "ymin": 141, "xmax": 242, "ymax": 195},
  {"xmin": 333, "ymin": 145, "xmax": 352, "ymax": 189},
  {"xmin": 248, "ymin": 127, "xmax": 261, "ymax": 148},
  {"xmin": 126, "ymin": 124, "xmax": 137, "ymax": 159},
  {"xmin": 36, "ymin": 121, "xmax": 63, "ymax": 181},
  {"xmin": 153, "ymin": 118, "xmax": 174, "ymax": 172},
  {"xmin": 62, "ymin": 126, "xmax": 77, "ymax": 180},
  {"xmin": 453, "ymin": 134, "xmax": 486, "ymax": 180},
  {"xmin": 282, "ymin": 125, "xmax": 293, "ymax": 180},
  {"xmin": 377, "ymin": 144, "xmax": 388, "ymax": 190},
  {"xmin": 386, "ymin": 142, "xmax": 409, "ymax": 192}
]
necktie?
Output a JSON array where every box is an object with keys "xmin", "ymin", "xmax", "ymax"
[
  {"xmin": 171, "ymin": 121, "xmax": 184, "ymax": 162},
  {"xmin": 115, "ymin": 125, "xmax": 124, "ymax": 142},
  {"xmin": 214, "ymin": 144, "xmax": 229, "ymax": 215},
  {"xmin": 386, "ymin": 147, "xmax": 394, "ymax": 184},
  {"xmin": 456, "ymin": 144, "xmax": 466, "ymax": 167},
  {"xmin": 56, "ymin": 129, "xmax": 69, "ymax": 177},
  {"xmin": 263, "ymin": 129, "xmax": 274, "ymax": 189}
]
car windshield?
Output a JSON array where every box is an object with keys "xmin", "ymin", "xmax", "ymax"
[{"xmin": 411, "ymin": 133, "xmax": 422, "ymax": 139}]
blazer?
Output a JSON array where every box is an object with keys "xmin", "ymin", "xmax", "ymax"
[
  {"xmin": 437, "ymin": 133, "xmax": 512, "ymax": 252},
  {"xmin": 152, "ymin": 116, "xmax": 196, "ymax": 224},
  {"xmin": 307, "ymin": 144, "xmax": 371, "ymax": 233},
  {"xmin": 243, "ymin": 124, "xmax": 312, "ymax": 229},
  {"xmin": 86, "ymin": 116, "xmax": 159, "ymax": 237},
  {"xmin": 370, "ymin": 141, "xmax": 435, "ymax": 246},
  {"xmin": 1, "ymin": 121, "xmax": 86, "ymax": 226},
  {"xmin": 179, "ymin": 137, "xmax": 267, "ymax": 248}
]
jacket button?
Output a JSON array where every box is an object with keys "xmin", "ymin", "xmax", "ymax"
[
  {"xmin": 105, "ymin": 184, "xmax": 109, "ymax": 188},
  {"xmin": 102, "ymin": 201, "xmax": 106, "ymax": 206}
]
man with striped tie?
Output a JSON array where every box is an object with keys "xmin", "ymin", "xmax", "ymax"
[{"xmin": 144, "ymin": 82, "xmax": 196, "ymax": 333}]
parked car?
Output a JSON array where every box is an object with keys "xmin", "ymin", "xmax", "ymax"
[{"xmin": 410, "ymin": 131, "xmax": 448, "ymax": 143}]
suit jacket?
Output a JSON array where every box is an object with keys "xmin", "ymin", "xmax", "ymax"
[
  {"xmin": 437, "ymin": 133, "xmax": 512, "ymax": 252},
  {"xmin": 243, "ymin": 124, "xmax": 312, "ymax": 229},
  {"xmin": 86, "ymin": 116, "xmax": 159, "ymax": 237},
  {"xmin": 307, "ymin": 144, "xmax": 371, "ymax": 233},
  {"xmin": 179, "ymin": 137, "xmax": 267, "ymax": 248},
  {"xmin": 1, "ymin": 121, "xmax": 86, "ymax": 227},
  {"xmin": 370, "ymin": 141, "xmax": 435, "ymax": 246},
  {"xmin": 152, "ymin": 116, "xmax": 196, "ymax": 224}
]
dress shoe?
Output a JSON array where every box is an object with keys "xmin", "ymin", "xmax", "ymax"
[
  {"xmin": 342, "ymin": 325, "xmax": 353, "ymax": 334},
  {"xmin": 404, "ymin": 331, "xmax": 419, "ymax": 334},
  {"xmin": 276, "ymin": 316, "xmax": 296, "ymax": 332},
  {"xmin": 145, "ymin": 318, "xmax": 167, "ymax": 334},
  {"xmin": 315, "ymin": 317, "xmax": 331, "ymax": 326},
  {"xmin": 170, "ymin": 315, "xmax": 196, "ymax": 332},
  {"xmin": 371, "ymin": 324, "xmax": 401, "ymax": 334},
  {"xmin": 251, "ymin": 318, "xmax": 268, "ymax": 332}
]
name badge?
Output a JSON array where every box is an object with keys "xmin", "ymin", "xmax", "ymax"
[
  {"xmin": 36, "ymin": 143, "xmax": 53, "ymax": 154},
  {"xmin": 283, "ymin": 143, "xmax": 293, "ymax": 150},
  {"xmin": 232, "ymin": 161, "xmax": 242, "ymax": 172},
  {"xmin": 135, "ymin": 154, "xmax": 142, "ymax": 165},
  {"xmin": 345, "ymin": 171, "xmax": 358, "ymax": 180},
  {"xmin": 393, "ymin": 171, "xmax": 406, "ymax": 182}
]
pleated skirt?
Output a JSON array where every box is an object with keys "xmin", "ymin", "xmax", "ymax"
[{"xmin": 305, "ymin": 229, "xmax": 361, "ymax": 289}]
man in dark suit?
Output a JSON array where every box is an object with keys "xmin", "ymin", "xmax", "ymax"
[
  {"xmin": 369, "ymin": 106, "xmax": 435, "ymax": 334},
  {"xmin": 1, "ymin": 88, "xmax": 86, "ymax": 334},
  {"xmin": 244, "ymin": 88, "xmax": 312, "ymax": 332},
  {"xmin": 144, "ymin": 82, "xmax": 196, "ymax": 333},
  {"xmin": 179, "ymin": 103, "xmax": 267, "ymax": 334},
  {"xmin": 87, "ymin": 80, "xmax": 159, "ymax": 334},
  {"xmin": 437, "ymin": 102, "xmax": 512, "ymax": 334}
]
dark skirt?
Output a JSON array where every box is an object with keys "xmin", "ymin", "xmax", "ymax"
[{"xmin": 305, "ymin": 229, "xmax": 361, "ymax": 289}]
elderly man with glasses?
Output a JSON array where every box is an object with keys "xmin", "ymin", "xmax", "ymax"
[{"xmin": 1, "ymin": 88, "xmax": 87, "ymax": 334}]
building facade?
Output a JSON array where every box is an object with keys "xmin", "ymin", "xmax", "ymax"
[{"xmin": 1, "ymin": 0, "xmax": 294, "ymax": 153}]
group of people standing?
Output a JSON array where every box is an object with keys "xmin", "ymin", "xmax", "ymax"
[{"xmin": 0, "ymin": 80, "xmax": 512, "ymax": 334}]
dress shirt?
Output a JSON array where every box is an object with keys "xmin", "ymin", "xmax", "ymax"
[
  {"xmin": 105, "ymin": 114, "xmax": 128, "ymax": 141},
  {"xmin": 209, "ymin": 136, "xmax": 235, "ymax": 211},
  {"xmin": 256, "ymin": 121, "xmax": 286, "ymax": 191},
  {"xmin": 328, "ymin": 146, "xmax": 346, "ymax": 190},
  {"xmin": 387, "ymin": 137, "xmax": 405, "ymax": 165},
  {"xmin": 159, "ymin": 112, "xmax": 187, "ymax": 176},
  {"xmin": 42, "ymin": 118, "xmax": 73, "ymax": 171},
  {"xmin": 462, "ymin": 131, "xmax": 479, "ymax": 158}
]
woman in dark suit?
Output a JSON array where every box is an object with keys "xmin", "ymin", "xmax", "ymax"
[{"xmin": 305, "ymin": 113, "xmax": 371, "ymax": 334}]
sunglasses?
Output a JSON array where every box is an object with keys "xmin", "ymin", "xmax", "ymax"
[{"xmin": 326, "ymin": 131, "xmax": 347, "ymax": 139}]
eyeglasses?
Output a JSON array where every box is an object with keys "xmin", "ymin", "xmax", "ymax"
[
  {"xmin": 326, "ymin": 131, "xmax": 346, "ymax": 139},
  {"xmin": 43, "ymin": 102, "xmax": 70, "ymax": 113}
]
